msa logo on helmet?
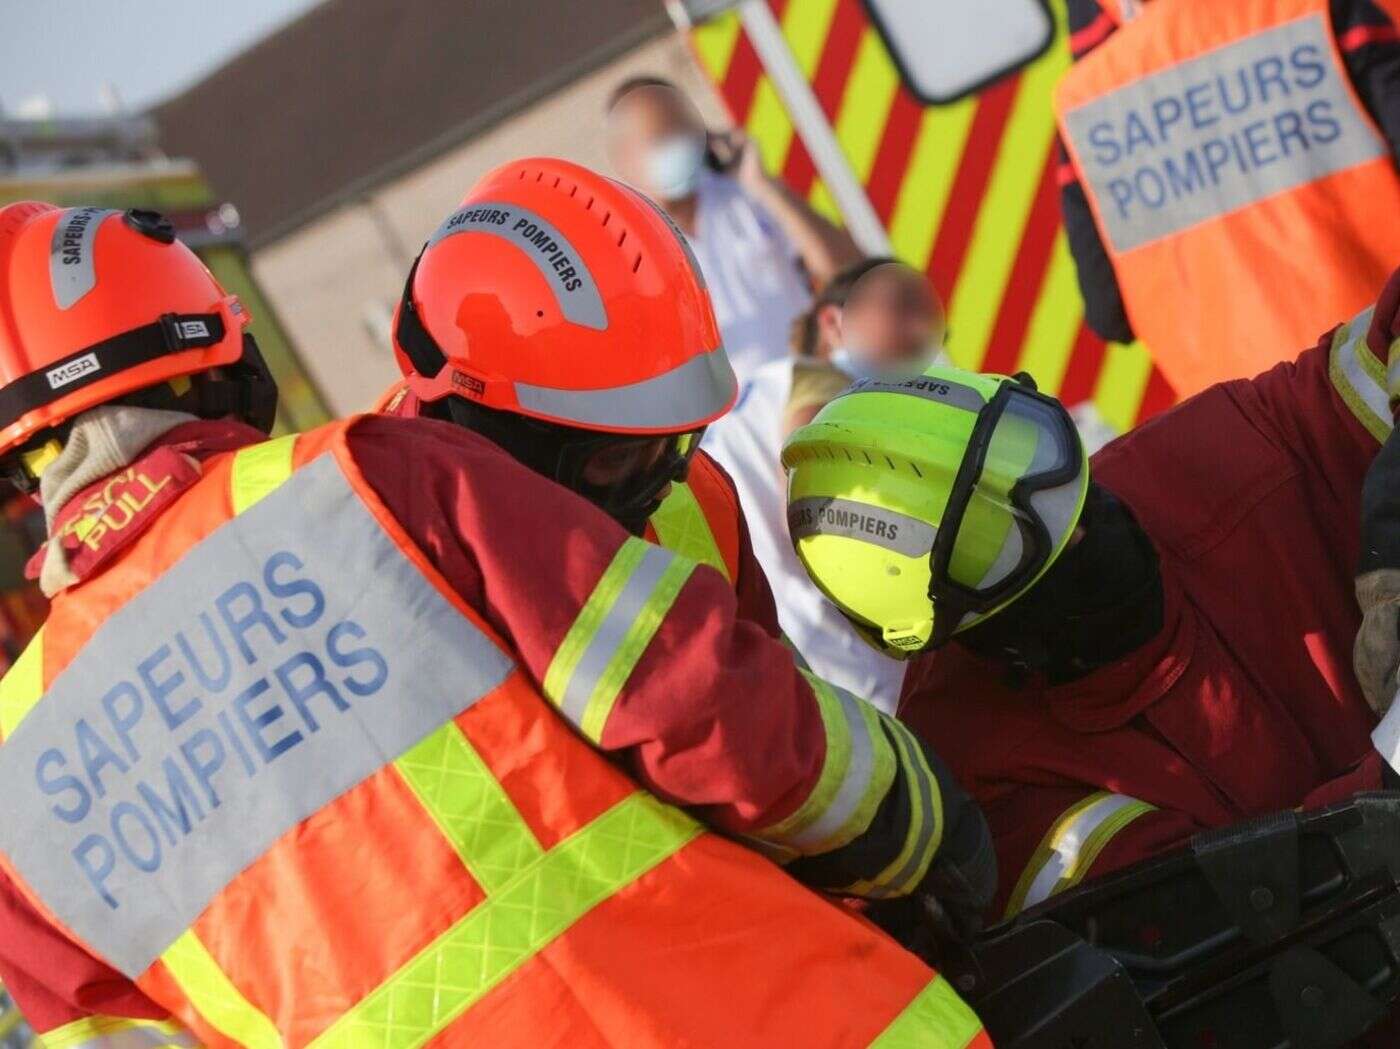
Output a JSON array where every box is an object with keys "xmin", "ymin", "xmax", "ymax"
[
  {"xmin": 451, "ymin": 370, "xmax": 486, "ymax": 398},
  {"xmin": 176, "ymin": 320, "xmax": 210, "ymax": 341},
  {"xmin": 46, "ymin": 353, "xmax": 101, "ymax": 390}
]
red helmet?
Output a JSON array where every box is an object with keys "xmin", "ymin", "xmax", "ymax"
[
  {"xmin": 0, "ymin": 203, "xmax": 264, "ymax": 459},
  {"xmin": 393, "ymin": 156, "xmax": 736, "ymax": 436}
]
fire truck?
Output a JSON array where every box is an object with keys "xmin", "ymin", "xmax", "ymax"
[{"xmin": 667, "ymin": 0, "xmax": 1179, "ymax": 445}]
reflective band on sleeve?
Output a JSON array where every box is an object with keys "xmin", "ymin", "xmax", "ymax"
[
  {"xmin": 869, "ymin": 974, "xmax": 986, "ymax": 1049},
  {"xmin": 749, "ymin": 672, "xmax": 896, "ymax": 857},
  {"xmin": 309, "ymin": 791, "xmax": 702, "ymax": 1048},
  {"xmin": 0, "ymin": 455, "xmax": 515, "ymax": 977},
  {"xmin": 543, "ymin": 538, "xmax": 696, "ymax": 744},
  {"xmin": 648, "ymin": 482, "xmax": 731, "ymax": 581},
  {"xmin": 1329, "ymin": 306, "xmax": 1392, "ymax": 442},
  {"xmin": 229, "ymin": 434, "xmax": 298, "ymax": 514},
  {"xmin": 1062, "ymin": 16, "xmax": 1385, "ymax": 253},
  {"xmin": 394, "ymin": 721, "xmax": 544, "ymax": 895},
  {"xmin": 0, "ymin": 628, "xmax": 44, "ymax": 740},
  {"xmin": 1005, "ymin": 792, "xmax": 1156, "ymax": 918},
  {"xmin": 846, "ymin": 717, "xmax": 943, "ymax": 899},
  {"xmin": 38, "ymin": 1015, "xmax": 195, "ymax": 1049},
  {"xmin": 514, "ymin": 347, "xmax": 737, "ymax": 432},
  {"xmin": 161, "ymin": 931, "xmax": 280, "ymax": 1049}
]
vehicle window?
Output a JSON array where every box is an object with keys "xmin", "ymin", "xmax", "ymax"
[{"xmin": 863, "ymin": 0, "xmax": 1054, "ymax": 104}]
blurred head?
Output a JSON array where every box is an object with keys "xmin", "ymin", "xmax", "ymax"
[
  {"xmin": 825, "ymin": 261, "xmax": 946, "ymax": 379},
  {"xmin": 606, "ymin": 78, "xmax": 709, "ymax": 203},
  {"xmin": 392, "ymin": 156, "xmax": 735, "ymax": 534},
  {"xmin": 0, "ymin": 203, "xmax": 277, "ymax": 492}
]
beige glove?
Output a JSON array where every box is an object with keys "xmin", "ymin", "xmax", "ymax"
[{"xmin": 1354, "ymin": 568, "xmax": 1400, "ymax": 715}]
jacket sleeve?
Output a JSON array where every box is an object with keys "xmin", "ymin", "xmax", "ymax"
[
  {"xmin": 0, "ymin": 871, "xmax": 192, "ymax": 1049},
  {"xmin": 1334, "ymin": 0, "xmax": 1400, "ymax": 163},
  {"xmin": 349, "ymin": 416, "xmax": 991, "ymax": 903},
  {"xmin": 988, "ymin": 785, "xmax": 1200, "ymax": 919}
]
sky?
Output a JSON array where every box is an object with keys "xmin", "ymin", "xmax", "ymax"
[{"xmin": 0, "ymin": 0, "xmax": 326, "ymax": 117}]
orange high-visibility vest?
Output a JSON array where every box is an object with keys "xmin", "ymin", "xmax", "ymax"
[
  {"xmin": 1056, "ymin": 0, "xmax": 1400, "ymax": 396},
  {"xmin": 0, "ymin": 420, "xmax": 990, "ymax": 1049}
]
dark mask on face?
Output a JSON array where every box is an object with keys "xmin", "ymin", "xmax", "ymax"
[{"xmin": 956, "ymin": 483, "xmax": 1163, "ymax": 684}]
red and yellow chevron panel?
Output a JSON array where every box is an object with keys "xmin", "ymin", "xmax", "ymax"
[{"xmin": 687, "ymin": 0, "xmax": 1177, "ymax": 434}]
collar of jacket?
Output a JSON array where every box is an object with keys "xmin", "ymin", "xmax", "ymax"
[
  {"xmin": 1043, "ymin": 571, "xmax": 1198, "ymax": 733},
  {"xmin": 31, "ymin": 408, "xmax": 266, "ymax": 595}
]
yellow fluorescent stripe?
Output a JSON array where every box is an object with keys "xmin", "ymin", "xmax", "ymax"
[
  {"xmin": 752, "ymin": 674, "xmax": 854, "ymax": 846},
  {"xmin": 870, "ymin": 974, "xmax": 985, "ymax": 1049},
  {"xmin": 161, "ymin": 930, "xmax": 281, "ymax": 1049},
  {"xmin": 579, "ymin": 556, "xmax": 696, "ymax": 742},
  {"xmin": 808, "ymin": 179, "xmax": 842, "ymax": 223},
  {"xmin": 1016, "ymin": 232, "xmax": 1087, "ymax": 393},
  {"xmin": 746, "ymin": 77, "xmax": 796, "ymax": 175},
  {"xmin": 311, "ymin": 793, "xmax": 702, "ymax": 1049},
  {"xmin": 1055, "ymin": 799, "xmax": 1156, "ymax": 895},
  {"xmin": 888, "ymin": 99, "xmax": 978, "ymax": 270},
  {"xmin": 0, "ymin": 627, "xmax": 44, "ymax": 739},
  {"xmin": 781, "ymin": 0, "xmax": 840, "ymax": 77},
  {"xmin": 1093, "ymin": 340, "xmax": 1153, "ymax": 434},
  {"xmin": 944, "ymin": 6, "xmax": 1069, "ymax": 370},
  {"xmin": 395, "ymin": 722, "xmax": 544, "ymax": 895},
  {"xmin": 830, "ymin": 29, "xmax": 901, "ymax": 183},
  {"xmin": 543, "ymin": 538, "xmax": 648, "ymax": 704},
  {"xmin": 691, "ymin": 12, "xmax": 743, "ymax": 84},
  {"xmin": 40, "ymin": 1016, "xmax": 193, "ymax": 1049},
  {"xmin": 648, "ymin": 482, "xmax": 730, "ymax": 581},
  {"xmin": 229, "ymin": 433, "xmax": 298, "ymax": 515}
]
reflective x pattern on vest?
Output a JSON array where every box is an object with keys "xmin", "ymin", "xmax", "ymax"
[
  {"xmin": 310, "ymin": 792, "xmax": 701, "ymax": 1047},
  {"xmin": 394, "ymin": 721, "xmax": 545, "ymax": 895},
  {"xmin": 647, "ymin": 480, "xmax": 731, "ymax": 581}
]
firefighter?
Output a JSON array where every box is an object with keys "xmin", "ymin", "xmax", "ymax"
[
  {"xmin": 782, "ymin": 264, "xmax": 1400, "ymax": 921},
  {"xmin": 1055, "ymin": 0, "xmax": 1400, "ymax": 396},
  {"xmin": 0, "ymin": 199, "xmax": 996, "ymax": 1047}
]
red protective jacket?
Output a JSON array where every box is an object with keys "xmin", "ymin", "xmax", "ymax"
[
  {"xmin": 0, "ymin": 414, "xmax": 959, "ymax": 1038},
  {"xmin": 903, "ymin": 288, "xmax": 1400, "ymax": 920}
]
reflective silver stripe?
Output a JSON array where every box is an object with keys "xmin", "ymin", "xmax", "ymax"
[
  {"xmin": 788, "ymin": 496, "xmax": 936, "ymax": 558},
  {"xmin": 558, "ymin": 543, "xmax": 673, "ymax": 726},
  {"xmin": 782, "ymin": 682, "xmax": 877, "ymax": 851},
  {"xmin": 1062, "ymin": 14, "xmax": 1386, "ymax": 253},
  {"xmin": 69, "ymin": 1026, "xmax": 196, "ymax": 1049},
  {"xmin": 1335, "ymin": 306, "xmax": 1391, "ymax": 438},
  {"xmin": 427, "ymin": 201, "xmax": 607, "ymax": 330},
  {"xmin": 867, "ymin": 718, "xmax": 940, "ymax": 898},
  {"xmin": 515, "ymin": 345, "xmax": 737, "ymax": 431},
  {"xmin": 1022, "ymin": 793, "xmax": 1142, "ymax": 910},
  {"xmin": 837, "ymin": 375, "xmax": 986, "ymax": 413},
  {"xmin": 0, "ymin": 454, "xmax": 513, "ymax": 977},
  {"xmin": 49, "ymin": 208, "xmax": 119, "ymax": 310}
]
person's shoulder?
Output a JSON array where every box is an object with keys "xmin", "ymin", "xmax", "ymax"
[{"xmin": 341, "ymin": 413, "xmax": 532, "ymax": 487}]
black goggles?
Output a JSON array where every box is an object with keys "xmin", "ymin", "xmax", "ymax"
[{"xmin": 927, "ymin": 378, "xmax": 1084, "ymax": 647}]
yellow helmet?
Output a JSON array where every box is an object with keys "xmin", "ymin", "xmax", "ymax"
[{"xmin": 781, "ymin": 365, "xmax": 1088, "ymax": 657}]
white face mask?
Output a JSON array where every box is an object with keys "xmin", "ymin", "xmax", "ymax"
[
  {"xmin": 644, "ymin": 134, "xmax": 706, "ymax": 202},
  {"xmin": 830, "ymin": 345, "xmax": 942, "ymax": 383}
]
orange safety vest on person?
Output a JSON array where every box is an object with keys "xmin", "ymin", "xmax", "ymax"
[
  {"xmin": 0, "ymin": 420, "xmax": 989, "ymax": 1049},
  {"xmin": 1056, "ymin": 0, "xmax": 1400, "ymax": 396},
  {"xmin": 373, "ymin": 378, "xmax": 743, "ymax": 585}
]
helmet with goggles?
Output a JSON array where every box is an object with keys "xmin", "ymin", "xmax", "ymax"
[
  {"xmin": 781, "ymin": 365, "xmax": 1088, "ymax": 656},
  {"xmin": 392, "ymin": 156, "xmax": 736, "ymax": 532}
]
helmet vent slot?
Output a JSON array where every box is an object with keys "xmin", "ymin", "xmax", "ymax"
[
  {"xmin": 617, "ymin": 230, "xmax": 628, "ymax": 248},
  {"xmin": 632, "ymin": 254, "xmax": 643, "ymax": 274}
]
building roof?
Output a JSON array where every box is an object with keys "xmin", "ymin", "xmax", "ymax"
[{"xmin": 154, "ymin": 0, "xmax": 668, "ymax": 246}]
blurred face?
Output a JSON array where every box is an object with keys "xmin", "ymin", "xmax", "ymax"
[
  {"xmin": 607, "ymin": 83, "xmax": 708, "ymax": 202},
  {"xmin": 836, "ymin": 262, "xmax": 946, "ymax": 369}
]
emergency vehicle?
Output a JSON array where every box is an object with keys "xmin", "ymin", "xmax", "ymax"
[{"xmin": 667, "ymin": 0, "xmax": 1178, "ymax": 442}]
